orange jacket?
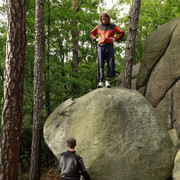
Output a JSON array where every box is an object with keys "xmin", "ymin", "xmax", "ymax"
[{"xmin": 90, "ymin": 23, "xmax": 124, "ymax": 45}]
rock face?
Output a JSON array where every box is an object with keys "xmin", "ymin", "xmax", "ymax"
[
  {"xmin": 44, "ymin": 88, "xmax": 176, "ymax": 180},
  {"xmin": 136, "ymin": 17, "xmax": 180, "ymax": 134}
]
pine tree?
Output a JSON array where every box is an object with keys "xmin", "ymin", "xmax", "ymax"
[
  {"xmin": 29, "ymin": 0, "xmax": 44, "ymax": 178},
  {"xmin": 0, "ymin": 0, "xmax": 26, "ymax": 178}
]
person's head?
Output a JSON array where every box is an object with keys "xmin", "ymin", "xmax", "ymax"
[
  {"xmin": 99, "ymin": 12, "xmax": 110, "ymax": 25},
  {"xmin": 66, "ymin": 137, "xmax": 76, "ymax": 149}
]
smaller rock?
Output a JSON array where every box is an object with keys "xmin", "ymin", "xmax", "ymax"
[
  {"xmin": 168, "ymin": 129, "xmax": 180, "ymax": 148},
  {"xmin": 173, "ymin": 150, "xmax": 180, "ymax": 180},
  {"xmin": 117, "ymin": 63, "xmax": 140, "ymax": 90}
]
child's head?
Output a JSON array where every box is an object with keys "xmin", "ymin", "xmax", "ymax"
[{"xmin": 99, "ymin": 12, "xmax": 110, "ymax": 25}]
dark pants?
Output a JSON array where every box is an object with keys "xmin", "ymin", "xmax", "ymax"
[{"xmin": 97, "ymin": 44, "xmax": 116, "ymax": 80}]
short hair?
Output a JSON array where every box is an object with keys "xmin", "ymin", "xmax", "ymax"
[
  {"xmin": 99, "ymin": 12, "xmax": 110, "ymax": 24},
  {"xmin": 67, "ymin": 138, "xmax": 76, "ymax": 148}
]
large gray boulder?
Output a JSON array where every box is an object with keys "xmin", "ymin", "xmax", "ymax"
[
  {"xmin": 44, "ymin": 88, "xmax": 176, "ymax": 180},
  {"xmin": 136, "ymin": 17, "xmax": 180, "ymax": 134}
]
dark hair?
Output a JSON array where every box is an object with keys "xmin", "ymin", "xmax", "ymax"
[
  {"xmin": 99, "ymin": 12, "xmax": 110, "ymax": 24},
  {"xmin": 67, "ymin": 138, "xmax": 76, "ymax": 148}
]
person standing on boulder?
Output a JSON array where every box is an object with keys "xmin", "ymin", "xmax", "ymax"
[
  {"xmin": 59, "ymin": 137, "xmax": 91, "ymax": 180},
  {"xmin": 90, "ymin": 12, "xmax": 125, "ymax": 88}
]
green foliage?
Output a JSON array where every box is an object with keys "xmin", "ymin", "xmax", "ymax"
[{"xmin": 41, "ymin": 0, "xmax": 104, "ymax": 108}]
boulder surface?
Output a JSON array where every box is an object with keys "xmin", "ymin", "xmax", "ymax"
[{"xmin": 44, "ymin": 88, "xmax": 176, "ymax": 180}]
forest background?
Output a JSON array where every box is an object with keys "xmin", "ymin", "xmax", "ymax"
[{"xmin": 0, "ymin": 0, "xmax": 179, "ymax": 175}]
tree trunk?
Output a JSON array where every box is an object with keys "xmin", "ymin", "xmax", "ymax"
[
  {"xmin": 71, "ymin": 27, "xmax": 79, "ymax": 73},
  {"xmin": 45, "ymin": 1, "xmax": 51, "ymax": 117},
  {"xmin": 0, "ymin": 0, "xmax": 26, "ymax": 179},
  {"xmin": 0, "ymin": 65, "xmax": 3, "ymax": 80},
  {"xmin": 71, "ymin": 0, "xmax": 79, "ymax": 73},
  {"xmin": 29, "ymin": 0, "xmax": 44, "ymax": 179},
  {"xmin": 71, "ymin": 0, "xmax": 79, "ymax": 95},
  {"xmin": 122, "ymin": 0, "xmax": 141, "ymax": 89}
]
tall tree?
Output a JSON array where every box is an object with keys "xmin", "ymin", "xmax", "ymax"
[
  {"xmin": 122, "ymin": 0, "xmax": 141, "ymax": 88},
  {"xmin": 43, "ymin": 0, "xmax": 51, "ymax": 118},
  {"xmin": 29, "ymin": 0, "xmax": 44, "ymax": 178},
  {"xmin": 0, "ymin": 0, "xmax": 26, "ymax": 178},
  {"xmin": 71, "ymin": 0, "xmax": 79, "ymax": 73},
  {"xmin": 70, "ymin": 0, "xmax": 80, "ymax": 94}
]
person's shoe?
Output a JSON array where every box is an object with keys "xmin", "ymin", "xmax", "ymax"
[
  {"xmin": 105, "ymin": 80, "xmax": 111, "ymax": 88},
  {"xmin": 97, "ymin": 81, "xmax": 104, "ymax": 88}
]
